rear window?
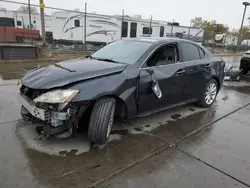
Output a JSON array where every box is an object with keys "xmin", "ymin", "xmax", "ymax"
[{"xmin": 180, "ymin": 42, "xmax": 200, "ymax": 61}]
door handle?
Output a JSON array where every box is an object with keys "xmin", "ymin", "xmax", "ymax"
[
  {"xmin": 176, "ymin": 69, "xmax": 186, "ymax": 75},
  {"xmin": 205, "ymin": 64, "xmax": 212, "ymax": 68}
]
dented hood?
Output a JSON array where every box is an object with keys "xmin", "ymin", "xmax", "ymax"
[{"xmin": 22, "ymin": 58, "xmax": 127, "ymax": 89}]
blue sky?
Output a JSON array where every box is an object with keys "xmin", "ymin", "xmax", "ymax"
[{"xmin": 1, "ymin": 0, "xmax": 249, "ymax": 29}]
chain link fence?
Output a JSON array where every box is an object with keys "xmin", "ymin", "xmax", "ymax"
[{"xmin": 202, "ymin": 29, "xmax": 250, "ymax": 54}]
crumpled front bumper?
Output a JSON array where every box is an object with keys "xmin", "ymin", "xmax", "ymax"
[
  {"xmin": 20, "ymin": 104, "xmax": 71, "ymax": 137},
  {"xmin": 19, "ymin": 92, "xmax": 75, "ymax": 137}
]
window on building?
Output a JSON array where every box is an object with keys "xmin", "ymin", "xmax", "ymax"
[
  {"xmin": 33, "ymin": 20, "xmax": 36, "ymax": 24},
  {"xmin": 143, "ymin": 27, "xmax": 153, "ymax": 35},
  {"xmin": 180, "ymin": 42, "xmax": 200, "ymax": 61},
  {"xmin": 74, "ymin": 19, "xmax": 80, "ymax": 27},
  {"xmin": 122, "ymin": 21, "xmax": 128, "ymax": 37},
  {"xmin": 160, "ymin": 26, "xmax": 164, "ymax": 37},
  {"xmin": 17, "ymin": 21, "xmax": 22, "ymax": 26},
  {"xmin": 130, "ymin": 22, "xmax": 137, "ymax": 38}
]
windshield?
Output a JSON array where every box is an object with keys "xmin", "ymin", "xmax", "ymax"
[{"xmin": 91, "ymin": 40, "xmax": 152, "ymax": 65}]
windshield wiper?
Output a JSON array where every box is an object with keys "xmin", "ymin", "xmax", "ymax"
[{"xmin": 95, "ymin": 58, "xmax": 120, "ymax": 64}]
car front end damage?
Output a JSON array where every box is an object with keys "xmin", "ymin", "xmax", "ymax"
[{"xmin": 18, "ymin": 84, "xmax": 91, "ymax": 138}]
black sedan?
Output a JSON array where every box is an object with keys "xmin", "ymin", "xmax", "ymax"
[{"xmin": 18, "ymin": 38, "xmax": 225, "ymax": 144}]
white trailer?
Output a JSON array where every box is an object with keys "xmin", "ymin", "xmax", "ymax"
[
  {"xmin": 0, "ymin": 8, "xmax": 51, "ymax": 33},
  {"xmin": 51, "ymin": 11, "xmax": 204, "ymax": 44},
  {"xmin": 0, "ymin": 8, "xmax": 204, "ymax": 45}
]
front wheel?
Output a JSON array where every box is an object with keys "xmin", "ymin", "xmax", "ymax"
[
  {"xmin": 88, "ymin": 97, "xmax": 116, "ymax": 145},
  {"xmin": 196, "ymin": 79, "xmax": 218, "ymax": 108}
]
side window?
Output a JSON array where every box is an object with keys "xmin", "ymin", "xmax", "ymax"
[
  {"xmin": 17, "ymin": 21, "xmax": 22, "ymax": 26},
  {"xmin": 122, "ymin": 21, "xmax": 128, "ymax": 37},
  {"xmin": 143, "ymin": 27, "xmax": 152, "ymax": 35},
  {"xmin": 74, "ymin": 19, "xmax": 80, "ymax": 27},
  {"xmin": 130, "ymin": 22, "xmax": 137, "ymax": 38},
  {"xmin": 146, "ymin": 44, "xmax": 178, "ymax": 67},
  {"xmin": 198, "ymin": 48, "xmax": 205, "ymax": 58},
  {"xmin": 180, "ymin": 42, "xmax": 200, "ymax": 61},
  {"xmin": 159, "ymin": 26, "xmax": 164, "ymax": 37}
]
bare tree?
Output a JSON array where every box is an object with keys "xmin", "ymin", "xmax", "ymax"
[{"xmin": 17, "ymin": 6, "xmax": 39, "ymax": 14}]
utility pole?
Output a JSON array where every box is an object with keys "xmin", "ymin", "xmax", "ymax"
[
  {"xmin": 28, "ymin": 0, "xmax": 32, "ymax": 44},
  {"xmin": 120, "ymin": 9, "xmax": 124, "ymax": 39},
  {"xmin": 188, "ymin": 21, "xmax": 191, "ymax": 39},
  {"xmin": 170, "ymin": 19, "xmax": 174, "ymax": 37},
  {"xmin": 237, "ymin": 1, "xmax": 250, "ymax": 51},
  {"xmin": 84, "ymin": 2, "xmax": 87, "ymax": 54},
  {"xmin": 39, "ymin": 0, "xmax": 46, "ymax": 46},
  {"xmin": 149, "ymin": 15, "xmax": 152, "ymax": 37}
]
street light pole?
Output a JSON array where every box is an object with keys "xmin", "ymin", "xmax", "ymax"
[
  {"xmin": 28, "ymin": 0, "xmax": 32, "ymax": 44},
  {"xmin": 39, "ymin": 0, "xmax": 46, "ymax": 46},
  {"xmin": 84, "ymin": 2, "xmax": 87, "ymax": 54},
  {"xmin": 237, "ymin": 1, "xmax": 250, "ymax": 50}
]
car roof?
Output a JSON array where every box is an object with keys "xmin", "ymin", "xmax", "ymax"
[{"xmin": 122, "ymin": 37, "xmax": 196, "ymax": 44}]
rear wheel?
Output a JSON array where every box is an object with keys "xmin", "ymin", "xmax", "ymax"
[
  {"xmin": 242, "ymin": 69, "xmax": 249, "ymax": 75},
  {"xmin": 88, "ymin": 97, "xmax": 116, "ymax": 145},
  {"xmin": 196, "ymin": 79, "xmax": 218, "ymax": 108}
]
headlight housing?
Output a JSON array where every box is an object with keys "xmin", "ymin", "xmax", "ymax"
[{"xmin": 34, "ymin": 89, "xmax": 79, "ymax": 103}]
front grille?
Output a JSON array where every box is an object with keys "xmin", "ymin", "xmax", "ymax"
[{"xmin": 20, "ymin": 85, "xmax": 45, "ymax": 100}]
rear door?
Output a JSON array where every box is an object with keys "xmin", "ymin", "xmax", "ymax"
[
  {"xmin": 138, "ymin": 43, "xmax": 187, "ymax": 115},
  {"xmin": 179, "ymin": 42, "xmax": 211, "ymax": 99}
]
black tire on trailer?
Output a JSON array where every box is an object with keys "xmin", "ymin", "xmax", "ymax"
[
  {"xmin": 196, "ymin": 79, "xmax": 218, "ymax": 108},
  {"xmin": 242, "ymin": 69, "xmax": 249, "ymax": 75},
  {"xmin": 88, "ymin": 97, "xmax": 116, "ymax": 145}
]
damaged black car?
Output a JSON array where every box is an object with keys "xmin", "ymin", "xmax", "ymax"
[{"xmin": 18, "ymin": 38, "xmax": 225, "ymax": 144}]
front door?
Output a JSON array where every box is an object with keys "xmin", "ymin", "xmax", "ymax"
[{"xmin": 138, "ymin": 43, "xmax": 187, "ymax": 115}]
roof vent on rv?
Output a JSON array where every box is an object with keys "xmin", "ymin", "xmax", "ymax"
[{"xmin": 132, "ymin": 15, "xmax": 142, "ymax": 19}]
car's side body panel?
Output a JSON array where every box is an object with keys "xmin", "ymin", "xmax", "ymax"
[{"xmin": 71, "ymin": 69, "xmax": 140, "ymax": 118}]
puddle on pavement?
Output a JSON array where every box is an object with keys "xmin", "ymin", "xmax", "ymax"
[
  {"xmin": 171, "ymin": 114, "xmax": 182, "ymax": 120},
  {"xmin": 0, "ymin": 61, "xmax": 55, "ymax": 80}
]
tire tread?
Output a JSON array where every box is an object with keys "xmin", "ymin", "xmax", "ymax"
[{"xmin": 88, "ymin": 97, "xmax": 116, "ymax": 144}]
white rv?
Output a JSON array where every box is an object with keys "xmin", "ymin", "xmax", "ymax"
[
  {"xmin": 0, "ymin": 8, "xmax": 204, "ymax": 45},
  {"xmin": 0, "ymin": 8, "xmax": 51, "ymax": 32},
  {"xmin": 51, "ymin": 11, "xmax": 204, "ymax": 44},
  {"xmin": 214, "ymin": 33, "xmax": 238, "ymax": 46}
]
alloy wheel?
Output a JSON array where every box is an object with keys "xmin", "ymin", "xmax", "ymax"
[{"xmin": 205, "ymin": 82, "xmax": 217, "ymax": 105}]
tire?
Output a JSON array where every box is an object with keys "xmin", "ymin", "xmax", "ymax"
[
  {"xmin": 196, "ymin": 79, "xmax": 218, "ymax": 108},
  {"xmin": 88, "ymin": 97, "xmax": 116, "ymax": 145},
  {"xmin": 242, "ymin": 69, "xmax": 249, "ymax": 75}
]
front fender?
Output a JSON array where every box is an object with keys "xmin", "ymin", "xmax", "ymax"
[{"xmin": 71, "ymin": 71, "xmax": 139, "ymax": 118}]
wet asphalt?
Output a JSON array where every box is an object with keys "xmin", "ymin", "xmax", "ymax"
[{"xmin": 1, "ymin": 56, "xmax": 250, "ymax": 188}]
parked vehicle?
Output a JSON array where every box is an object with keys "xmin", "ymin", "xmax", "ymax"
[
  {"xmin": 18, "ymin": 38, "xmax": 225, "ymax": 144},
  {"xmin": 240, "ymin": 50, "xmax": 250, "ymax": 75}
]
